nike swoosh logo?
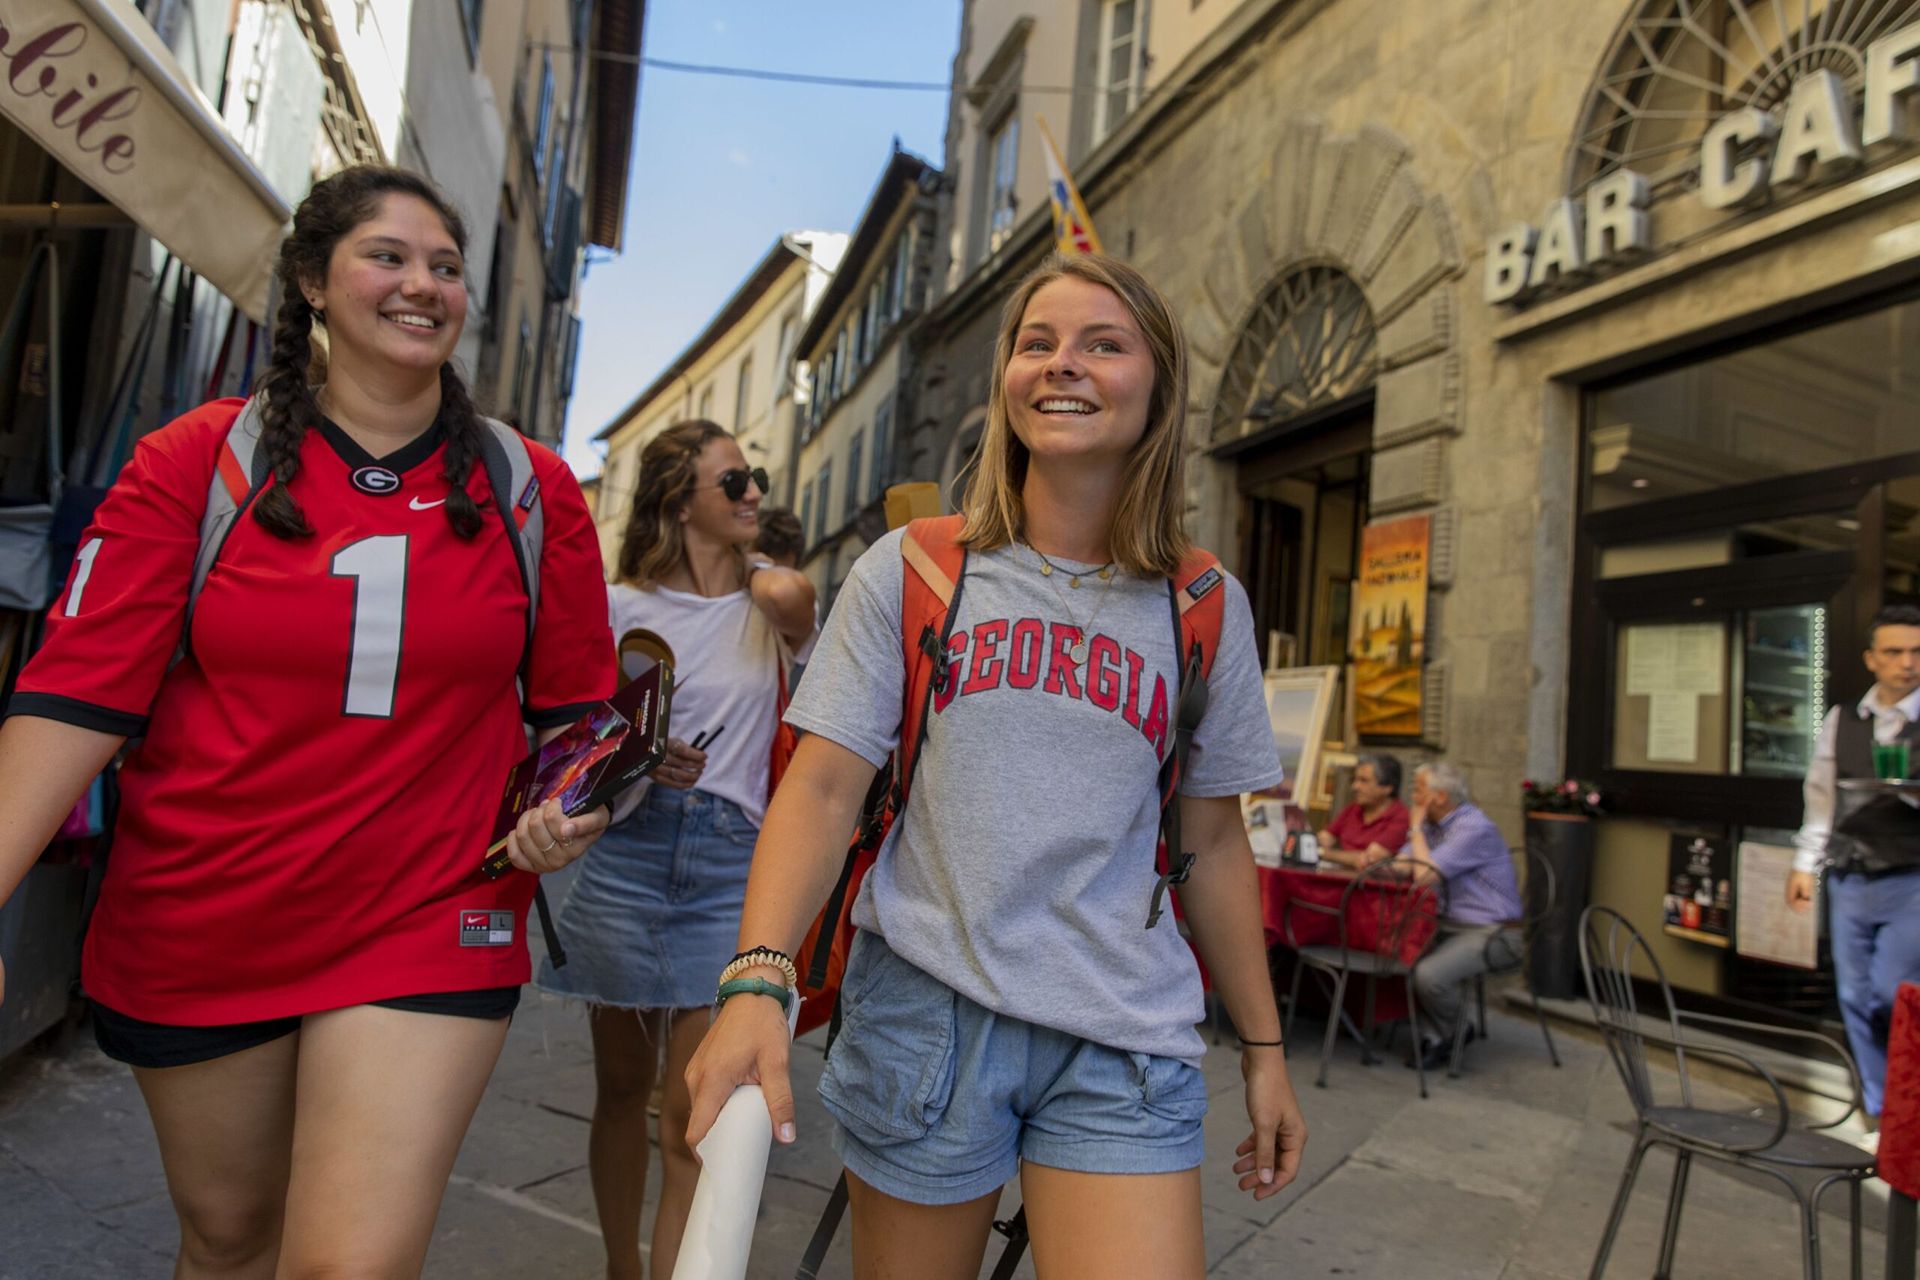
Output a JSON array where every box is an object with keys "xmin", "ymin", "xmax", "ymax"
[{"xmin": 410, "ymin": 496, "xmax": 446, "ymax": 510}]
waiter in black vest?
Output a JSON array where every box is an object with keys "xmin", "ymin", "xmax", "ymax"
[{"xmin": 1788, "ymin": 603, "xmax": 1920, "ymax": 1145}]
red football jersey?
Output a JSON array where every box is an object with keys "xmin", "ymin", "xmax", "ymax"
[{"xmin": 11, "ymin": 398, "xmax": 614, "ymax": 1023}]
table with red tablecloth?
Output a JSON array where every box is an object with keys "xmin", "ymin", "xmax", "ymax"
[
  {"xmin": 1885, "ymin": 981, "xmax": 1919, "ymax": 1280},
  {"xmin": 1258, "ymin": 862, "xmax": 1438, "ymax": 1024}
]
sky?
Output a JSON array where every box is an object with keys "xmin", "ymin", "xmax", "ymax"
[{"xmin": 560, "ymin": 1, "xmax": 963, "ymax": 475}]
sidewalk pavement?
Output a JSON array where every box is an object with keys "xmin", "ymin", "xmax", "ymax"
[{"xmin": 0, "ymin": 945, "xmax": 1894, "ymax": 1277}]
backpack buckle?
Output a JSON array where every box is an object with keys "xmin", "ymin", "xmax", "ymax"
[
  {"xmin": 921, "ymin": 623, "xmax": 951, "ymax": 694},
  {"xmin": 1145, "ymin": 851, "xmax": 1196, "ymax": 929}
]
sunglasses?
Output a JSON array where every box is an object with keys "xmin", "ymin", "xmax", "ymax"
[{"xmin": 701, "ymin": 467, "xmax": 770, "ymax": 502}]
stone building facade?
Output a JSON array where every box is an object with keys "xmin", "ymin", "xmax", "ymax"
[
  {"xmin": 917, "ymin": 0, "xmax": 1543, "ymax": 811},
  {"xmin": 790, "ymin": 149, "xmax": 943, "ymax": 605},
  {"xmin": 910, "ymin": 0, "xmax": 1920, "ymax": 1008},
  {"xmin": 592, "ymin": 233, "xmax": 845, "ymax": 570}
]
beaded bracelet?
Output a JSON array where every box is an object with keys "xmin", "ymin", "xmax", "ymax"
[{"xmin": 720, "ymin": 947, "xmax": 799, "ymax": 991}]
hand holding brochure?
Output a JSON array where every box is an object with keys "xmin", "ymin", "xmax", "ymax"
[{"xmin": 481, "ymin": 657, "xmax": 674, "ymax": 878}]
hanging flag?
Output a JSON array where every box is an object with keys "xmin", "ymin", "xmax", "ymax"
[{"xmin": 1037, "ymin": 117, "xmax": 1103, "ymax": 256}]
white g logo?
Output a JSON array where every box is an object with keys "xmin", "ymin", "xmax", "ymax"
[{"xmin": 351, "ymin": 466, "xmax": 402, "ymax": 496}]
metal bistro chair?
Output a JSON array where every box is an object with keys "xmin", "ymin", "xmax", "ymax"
[
  {"xmin": 1579, "ymin": 906, "xmax": 1876, "ymax": 1280},
  {"xmin": 1447, "ymin": 847, "xmax": 1563, "ymax": 1077},
  {"xmin": 1282, "ymin": 856, "xmax": 1448, "ymax": 1098}
]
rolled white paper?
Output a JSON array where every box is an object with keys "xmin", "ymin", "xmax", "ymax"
[
  {"xmin": 671, "ymin": 1085, "xmax": 775, "ymax": 1280},
  {"xmin": 671, "ymin": 995, "xmax": 801, "ymax": 1280}
]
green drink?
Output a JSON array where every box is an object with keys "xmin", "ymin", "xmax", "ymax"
[{"xmin": 1872, "ymin": 741, "xmax": 1911, "ymax": 781}]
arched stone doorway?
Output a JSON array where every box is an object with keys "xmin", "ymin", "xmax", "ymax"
[
  {"xmin": 1214, "ymin": 263, "xmax": 1381, "ymax": 671},
  {"xmin": 1189, "ymin": 121, "xmax": 1464, "ymax": 741}
]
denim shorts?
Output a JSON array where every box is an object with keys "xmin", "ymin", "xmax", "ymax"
[
  {"xmin": 818, "ymin": 931, "xmax": 1209, "ymax": 1205},
  {"xmin": 536, "ymin": 786, "xmax": 757, "ymax": 1010}
]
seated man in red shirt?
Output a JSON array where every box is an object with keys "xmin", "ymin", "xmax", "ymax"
[{"xmin": 1318, "ymin": 753, "xmax": 1411, "ymax": 869}]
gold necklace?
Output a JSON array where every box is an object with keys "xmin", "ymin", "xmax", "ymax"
[
  {"xmin": 1028, "ymin": 544, "xmax": 1114, "ymax": 589},
  {"xmin": 1023, "ymin": 542, "xmax": 1118, "ymax": 665}
]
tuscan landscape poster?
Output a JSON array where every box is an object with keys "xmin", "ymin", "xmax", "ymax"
[{"xmin": 1350, "ymin": 514, "xmax": 1429, "ymax": 738}]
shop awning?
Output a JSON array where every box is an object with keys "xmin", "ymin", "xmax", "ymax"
[{"xmin": 0, "ymin": 0, "xmax": 292, "ymax": 321}]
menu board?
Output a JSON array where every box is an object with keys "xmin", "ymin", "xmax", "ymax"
[
  {"xmin": 1613, "ymin": 622, "xmax": 1729, "ymax": 773},
  {"xmin": 1734, "ymin": 841, "xmax": 1817, "ymax": 969}
]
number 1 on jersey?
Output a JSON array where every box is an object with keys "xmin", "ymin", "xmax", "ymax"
[
  {"xmin": 63, "ymin": 538, "xmax": 103, "ymax": 617},
  {"xmin": 331, "ymin": 535, "xmax": 409, "ymax": 718}
]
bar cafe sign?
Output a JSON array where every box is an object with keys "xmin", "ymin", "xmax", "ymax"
[{"xmin": 1485, "ymin": 21, "xmax": 1920, "ymax": 307}]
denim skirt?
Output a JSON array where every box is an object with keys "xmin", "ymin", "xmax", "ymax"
[{"xmin": 535, "ymin": 786, "xmax": 757, "ymax": 1010}]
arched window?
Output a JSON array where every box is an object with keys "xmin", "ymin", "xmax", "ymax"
[
  {"xmin": 1570, "ymin": 1, "xmax": 1920, "ymax": 196},
  {"xmin": 1210, "ymin": 265, "xmax": 1377, "ymax": 447}
]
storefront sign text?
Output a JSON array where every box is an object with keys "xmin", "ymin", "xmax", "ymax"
[
  {"xmin": 1486, "ymin": 21, "xmax": 1920, "ymax": 306},
  {"xmin": 0, "ymin": 18, "xmax": 139, "ymax": 176}
]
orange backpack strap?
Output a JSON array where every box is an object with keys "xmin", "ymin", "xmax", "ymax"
[
  {"xmin": 896, "ymin": 513, "xmax": 969, "ymax": 791},
  {"xmin": 796, "ymin": 515, "xmax": 969, "ymax": 1011},
  {"xmin": 1173, "ymin": 549, "xmax": 1227, "ymax": 680},
  {"xmin": 1147, "ymin": 547, "xmax": 1228, "ymax": 928}
]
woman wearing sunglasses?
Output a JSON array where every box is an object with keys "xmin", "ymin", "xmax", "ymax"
[{"xmin": 538, "ymin": 419, "xmax": 816, "ymax": 1280}]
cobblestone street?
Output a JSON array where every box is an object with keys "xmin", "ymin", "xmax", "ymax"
[{"xmin": 0, "ymin": 892, "xmax": 1894, "ymax": 1279}]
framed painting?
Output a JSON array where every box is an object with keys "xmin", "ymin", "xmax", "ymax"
[
  {"xmin": 1261, "ymin": 665, "xmax": 1341, "ymax": 802},
  {"xmin": 1313, "ymin": 749, "xmax": 1359, "ymax": 812}
]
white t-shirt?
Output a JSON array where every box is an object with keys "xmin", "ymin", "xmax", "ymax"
[{"xmin": 609, "ymin": 579, "xmax": 815, "ymax": 828}]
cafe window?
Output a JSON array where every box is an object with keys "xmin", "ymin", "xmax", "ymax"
[
  {"xmin": 1606, "ymin": 607, "xmax": 1830, "ymax": 780},
  {"xmin": 1588, "ymin": 296, "xmax": 1920, "ymax": 511},
  {"xmin": 1569, "ymin": 288, "xmax": 1920, "ymax": 828}
]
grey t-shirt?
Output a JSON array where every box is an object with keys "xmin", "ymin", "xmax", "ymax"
[{"xmin": 784, "ymin": 529, "xmax": 1282, "ymax": 1063}]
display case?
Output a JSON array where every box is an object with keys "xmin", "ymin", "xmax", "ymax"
[{"xmin": 1738, "ymin": 604, "xmax": 1829, "ymax": 779}]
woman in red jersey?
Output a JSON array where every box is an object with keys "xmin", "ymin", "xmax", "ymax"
[{"xmin": 0, "ymin": 166, "xmax": 614, "ymax": 1278}]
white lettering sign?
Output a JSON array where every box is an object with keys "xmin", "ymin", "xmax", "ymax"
[
  {"xmin": 1771, "ymin": 69, "xmax": 1863, "ymax": 187},
  {"xmin": 1483, "ymin": 223, "xmax": 1537, "ymax": 304},
  {"xmin": 1585, "ymin": 168, "xmax": 1649, "ymax": 262},
  {"xmin": 1865, "ymin": 23, "xmax": 1920, "ymax": 148},
  {"xmin": 1700, "ymin": 107, "xmax": 1778, "ymax": 210},
  {"xmin": 1487, "ymin": 22, "xmax": 1920, "ymax": 306}
]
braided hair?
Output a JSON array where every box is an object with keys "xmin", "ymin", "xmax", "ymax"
[{"xmin": 252, "ymin": 164, "xmax": 486, "ymax": 541}]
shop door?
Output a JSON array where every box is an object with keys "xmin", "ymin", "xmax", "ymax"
[
  {"xmin": 1571, "ymin": 456, "xmax": 1920, "ymax": 1025},
  {"xmin": 1241, "ymin": 499, "xmax": 1302, "ymax": 653},
  {"xmin": 1232, "ymin": 407, "xmax": 1371, "ymax": 668}
]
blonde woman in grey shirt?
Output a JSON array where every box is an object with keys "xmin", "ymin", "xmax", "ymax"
[{"xmin": 686, "ymin": 253, "xmax": 1307, "ymax": 1279}]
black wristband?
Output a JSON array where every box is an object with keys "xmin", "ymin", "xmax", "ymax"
[
  {"xmin": 727, "ymin": 946, "xmax": 794, "ymax": 967},
  {"xmin": 1239, "ymin": 1038, "xmax": 1284, "ymax": 1048}
]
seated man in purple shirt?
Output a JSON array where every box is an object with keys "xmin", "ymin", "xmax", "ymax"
[{"xmin": 1397, "ymin": 761, "xmax": 1525, "ymax": 1070}]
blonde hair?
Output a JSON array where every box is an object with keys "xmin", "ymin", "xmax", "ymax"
[
  {"xmin": 957, "ymin": 253, "xmax": 1191, "ymax": 576},
  {"xmin": 616, "ymin": 419, "xmax": 735, "ymax": 587}
]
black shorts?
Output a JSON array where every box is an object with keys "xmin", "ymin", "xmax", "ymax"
[{"xmin": 92, "ymin": 986, "xmax": 523, "ymax": 1069}]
